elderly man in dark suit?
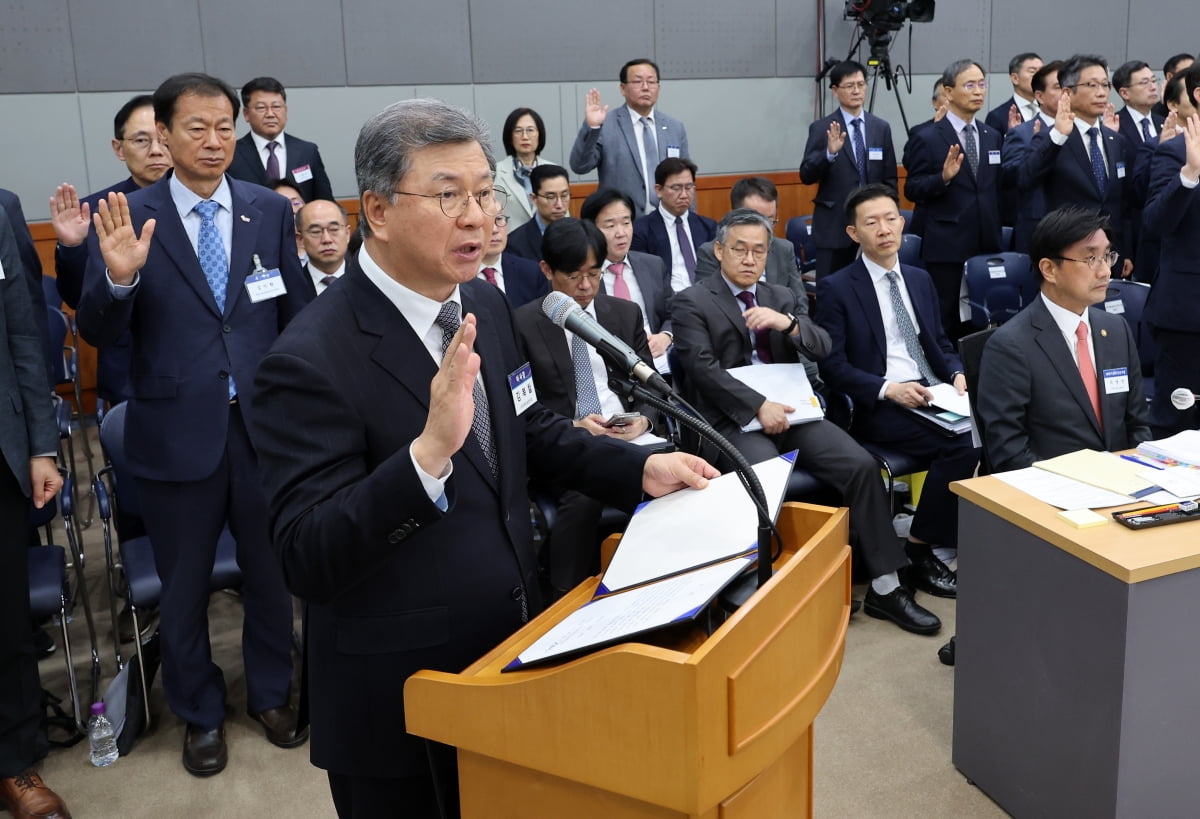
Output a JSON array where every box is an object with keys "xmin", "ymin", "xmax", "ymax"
[
  {"xmin": 248, "ymin": 98, "xmax": 716, "ymax": 818},
  {"xmin": 631, "ymin": 158, "xmax": 717, "ymax": 293},
  {"xmin": 978, "ymin": 208, "xmax": 1150, "ymax": 471},
  {"xmin": 0, "ymin": 207, "xmax": 70, "ymax": 819},
  {"xmin": 296, "ymin": 200, "xmax": 350, "ymax": 298},
  {"xmin": 77, "ymin": 73, "xmax": 312, "ymax": 777},
  {"xmin": 227, "ymin": 77, "xmax": 333, "ymax": 202},
  {"xmin": 800, "ymin": 60, "xmax": 899, "ymax": 280}
]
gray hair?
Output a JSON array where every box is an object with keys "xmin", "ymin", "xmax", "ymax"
[
  {"xmin": 714, "ymin": 207, "xmax": 773, "ymax": 245},
  {"xmin": 941, "ymin": 59, "xmax": 986, "ymax": 88},
  {"xmin": 354, "ymin": 98, "xmax": 495, "ymax": 237}
]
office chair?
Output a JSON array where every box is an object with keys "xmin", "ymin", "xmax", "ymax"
[
  {"xmin": 963, "ymin": 252, "xmax": 1038, "ymax": 328},
  {"xmin": 45, "ymin": 306, "xmax": 97, "ymax": 525},
  {"xmin": 1103, "ymin": 280, "xmax": 1155, "ymax": 402},
  {"xmin": 957, "ymin": 327, "xmax": 999, "ymax": 476},
  {"xmin": 898, "ymin": 234, "xmax": 922, "ymax": 268}
]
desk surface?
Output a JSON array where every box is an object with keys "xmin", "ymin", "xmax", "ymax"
[{"xmin": 952, "ymin": 475, "xmax": 1200, "ymax": 584}]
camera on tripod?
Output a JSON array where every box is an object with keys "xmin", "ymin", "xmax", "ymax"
[{"xmin": 844, "ymin": 0, "xmax": 935, "ymax": 62}]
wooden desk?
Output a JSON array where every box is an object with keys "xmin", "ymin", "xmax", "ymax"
[{"xmin": 951, "ymin": 476, "xmax": 1200, "ymax": 818}]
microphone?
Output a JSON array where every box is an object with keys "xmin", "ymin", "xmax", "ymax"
[
  {"xmin": 1171, "ymin": 388, "xmax": 1200, "ymax": 411},
  {"xmin": 541, "ymin": 292, "xmax": 671, "ymax": 397}
]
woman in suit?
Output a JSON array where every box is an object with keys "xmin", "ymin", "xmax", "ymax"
[{"xmin": 494, "ymin": 107, "xmax": 557, "ymax": 230}]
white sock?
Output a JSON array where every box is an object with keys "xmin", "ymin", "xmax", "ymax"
[
  {"xmin": 932, "ymin": 546, "xmax": 957, "ymax": 565},
  {"xmin": 871, "ymin": 572, "xmax": 901, "ymax": 595}
]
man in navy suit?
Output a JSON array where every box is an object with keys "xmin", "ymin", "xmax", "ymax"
[
  {"xmin": 631, "ymin": 158, "xmax": 717, "ymax": 293},
  {"xmin": 1115, "ymin": 60, "xmax": 1165, "ymax": 147},
  {"xmin": 227, "ymin": 77, "xmax": 333, "ymax": 203},
  {"xmin": 247, "ymin": 98, "xmax": 716, "ymax": 817},
  {"xmin": 985, "ymin": 52, "xmax": 1043, "ymax": 136},
  {"xmin": 1143, "ymin": 72, "xmax": 1200, "ymax": 435},
  {"xmin": 581, "ymin": 188, "xmax": 674, "ymax": 358},
  {"xmin": 0, "ymin": 189, "xmax": 46, "ymax": 323},
  {"xmin": 297, "ymin": 200, "xmax": 350, "ymax": 298},
  {"xmin": 817, "ymin": 185, "xmax": 979, "ymax": 585},
  {"xmin": 800, "ymin": 60, "xmax": 898, "ymax": 280},
  {"xmin": 904, "ymin": 59, "xmax": 1004, "ymax": 335},
  {"xmin": 477, "ymin": 210, "xmax": 548, "ymax": 308},
  {"xmin": 77, "ymin": 73, "xmax": 312, "ymax": 777},
  {"xmin": 1152, "ymin": 54, "xmax": 1194, "ymax": 120},
  {"xmin": 1002, "ymin": 61, "xmax": 1062, "ymax": 253},
  {"xmin": 570, "ymin": 58, "xmax": 690, "ymax": 214},
  {"xmin": 504, "ymin": 164, "xmax": 571, "ymax": 263}
]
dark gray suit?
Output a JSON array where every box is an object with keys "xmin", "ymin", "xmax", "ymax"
[
  {"xmin": 978, "ymin": 296, "xmax": 1151, "ymax": 472},
  {"xmin": 694, "ymin": 236, "xmax": 804, "ymax": 301},
  {"xmin": 570, "ymin": 105, "xmax": 689, "ymax": 213}
]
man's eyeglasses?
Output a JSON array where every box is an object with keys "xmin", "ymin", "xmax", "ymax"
[
  {"xmin": 624, "ymin": 79, "xmax": 659, "ymax": 88},
  {"xmin": 122, "ymin": 135, "xmax": 163, "ymax": 151},
  {"xmin": 961, "ymin": 81, "xmax": 988, "ymax": 92},
  {"xmin": 493, "ymin": 214, "xmax": 510, "ymax": 226},
  {"xmin": 535, "ymin": 191, "xmax": 571, "ymax": 204},
  {"xmin": 559, "ymin": 271, "xmax": 601, "ymax": 283},
  {"xmin": 1069, "ymin": 81, "xmax": 1112, "ymax": 92},
  {"xmin": 722, "ymin": 244, "xmax": 768, "ymax": 260},
  {"xmin": 302, "ymin": 224, "xmax": 348, "ymax": 239},
  {"xmin": 835, "ymin": 81, "xmax": 867, "ymax": 91},
  {"xmin": 1129, "ymin": 78, "xmax": 1158, "ymax": 88},
  {"xmin": 392, "ymin": 187, "xmax": 508, "ymax": 218},
  {"xmin": 663, "ymin": 183, "xmax": 696, "ymax": 195},
  {"xmin": 1055, "ymin": 251, "xmax": 1119, "ymax": 270},
  {"xmin": 250, "ymin": 103, "xmax": 286, "ymax": 114}
]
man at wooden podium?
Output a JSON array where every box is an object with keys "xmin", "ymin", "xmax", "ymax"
[{"xmin": 249, "ymin": 98, "xmax": 718, "ymax": 819}]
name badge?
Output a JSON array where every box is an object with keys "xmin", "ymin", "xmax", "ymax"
[
  {"xmin": 868, "ymin": 147, "xmax": 884, "ymax": 161},
  {"xmin": 1104, "ymin": 299, "xmax": 1125, "ymax": 315},
  {"xmin": 1116, "ymin": 162, "xmax": 1126, "ymax": 179},
  {"xmin": 988, "ymin": 150, "xmax": 1001, "ymax": 165},
  {"xmin": 508, "ymin": 363, "xmax": 537, "ymax": 415},
  {"xmin": 1103, "ymin": 367, "xmax": 1129, "ymax": 395},
  {"xmin": 292, "ymin": 165, "xmax": 314, "ymax": 183},
  {"xmin": 244, "ymin": 254, "xmax": 288, "ymax": 303},
  {"xmin": 666, "ymin": 145, "xmax": 681, "ymax": 159},
  {"xmin": 988, "ymin": 264, "xmax": 1007, "ymax": 279}
]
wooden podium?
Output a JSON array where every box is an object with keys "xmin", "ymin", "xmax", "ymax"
[{"xmin": 404, "ymin": 503, "xmax": 851, "ymax": 818}]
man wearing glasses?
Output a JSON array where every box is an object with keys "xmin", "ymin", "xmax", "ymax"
[
  {"xmin": 297, "ymin": 200, "xmax": 351, "ymax": 296},
  {"xmin": 977, "ymin": 207, "xmax": 1149, "ymax": 471},
  {"xmin": 505, "ymin": 164, "xmax": 571, "ymax": 261},
  {"xmin": 631, "ymin": 157, "xmax": 717, "ymax": 293},
  {"xmin": 228, "ymin": 76, "xmax": 333, "ymax": 202}
]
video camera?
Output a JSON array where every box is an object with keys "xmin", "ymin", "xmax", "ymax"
[{"xmin": 844, "ymin": 0, "xmax": 935, "ymax": 62}]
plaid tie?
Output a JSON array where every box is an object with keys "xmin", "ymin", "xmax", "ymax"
[
  {"xmin": 434, "ymin": 301, "xmax": 498, "ymax": 477},
  {"xmin": 885, "ymin": 272, "xmax": 940, "ymax": 385}
]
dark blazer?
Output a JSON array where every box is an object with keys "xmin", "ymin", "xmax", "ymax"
[
  {"xmin": 1143, "ymin": 136, "xmax": 1200, "ymax": 331},
  {"xmin": 1116, "ymin": 107, "xmax": 1164, "ymax": 149},
  {"xmin": 630, "ymin": 210, "xmax": 717, "ymax": 281},
  {"xmin": 76, "ymin": 173, "xmax": 311, "ymax": 482},
  {"xmin": 0, "ymin": 188, "xmax": 49, "ymax": 379},
  {"xmin": 978, "ymin": 297, "xmax": 1150, "ymax": 471},
  {"xmin": 248, "ymin": 262, "xmax": 649, "ymax": 778},
  {"xmin": 694, "ymin": 236, "xmax": 804, "ymax": 301},
  {"xmin": 514, "ymin": 293, "xmax": 659, "ymax": 426},
  {"xmin": 227, "ymin": 133, "xmax": 333, "ymax": 202},
  {"xmin": 903, "ymin": 117, "xmax": 1004, "ymax": 263},
  {"xmin": 815, "ymin": 259, "xmax": 962, "ymax": 412},
  {"xmin": 799, "ymin": 111, "xmax": 898, "ymax": 250},
  {"xmin": 600, "ymin": 250, "xmax": 672, "ymax": 334},
  {"xmin": 569, "ymin": 106, "xmax": 690, "ymax": 213},
  {"xmin": 496, "ymin": 251, "xmax": 549, "ymax": 308},
  {"xmin": 1001, "ymin": 117, "xmax": 1050, "ymax": 253},
  {"xmin": 505, "ymin": 218, "xmax": 544, "ymax": 262},
  {"xmin": 670, "ymin": 275, "xmax": 831, "ymax": 435},
  {"xmin": 985, "ymin": 97, "xmax": 1035, "ymax": 135}
]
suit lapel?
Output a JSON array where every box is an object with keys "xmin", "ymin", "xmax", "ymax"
[
  {"xmin": 1102, "ymin": 126, "xmax": 1121, "ymax": 192},
  {"xmin": 236, "ymin": 135, "xmax": 267, "ymax": 184},
  {"xmin": 1090, "ymin": 309, "xmax": 1123, "ymax": 448},
  {"xmin": 224, "ymin": 181, "xmax": 263, "ymax": 318},
  {"xmin": 709, "ymin": 278, "xmax": 752, "ymax": 364},
  {"xmin": 143, "ymin": 179, "xmax": 224, "ymax": 319},
  {"xmin": 1030, "ymin": 299, "xmax": 1102, "ymax": 436},
  {"xmin": 536, "ymin": 312, "xmax": 575, "ymax": 410},
  {"xmin": 847, "ymin": 261, "xmax": 888, "ymax": 361},
  {"xmin": 461, "ymin": 285, "xmax": 506, "ymax": 492},
  {"xmin": 1066, "ymin": 128, "xmax": 1103, "ymax": 198},
  {"xmin": 616, "ymin": 108, "xmax": 644, "ymax": 183}
]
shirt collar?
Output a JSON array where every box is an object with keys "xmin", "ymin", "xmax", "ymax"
[
  {"xmin": 1040, "ymin": 291, "xmax": 1092, "ymax": 334},
  {"xmin": 626, "ymin": 104, "xmax": 656, "ymax": 122},
  {"xmin": 658, "ymin": 203, "xmax": 686, "ymax": 225},
  {"xmin": 862, "ymin": 253, "xmax": 899, "ymax": 284},
  {"xmin": 840, "ymin": 108, "xmax": 866, "ymax": 127},
  {"xmin": 169, "ymin": 171, "xmax": 232, "ymax": 221},
  {"xmin": 722, "ymin": 274, "xmax": 756, "ymax": 298},
  {"xmin": 250, "ymin": 131, "xmax": 287, "ymax": 152},
  {"xmin": 945, "ymin": 110, "xmax": 974, "ymax": 133},
  {"xmin": 356, "ymin": 245, "xmax": 463, "ymax": 338}
]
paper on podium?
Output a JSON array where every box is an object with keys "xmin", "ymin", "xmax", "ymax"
[
  {"xmin": 726, "ymin": 364, "xmax": 824, "ymax": 432},
  {"xmin": 927, "ymin": 382, "xmax": 971, "ymax": 417},
  {"xmin": 1033, "ymin": 449, "xmax": 1156, "ymax": 497},
  {"xmin": 504, "ymin": 557, "xmax": 754, "ymax": 670},
  {"xmin": 598, "ymin": 453, "xmax": 795, "ymax": 594}
]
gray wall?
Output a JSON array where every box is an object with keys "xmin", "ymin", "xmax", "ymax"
[{"xmin": 1, "ymin": 0, "xmax": 1194, "ymax": 219}]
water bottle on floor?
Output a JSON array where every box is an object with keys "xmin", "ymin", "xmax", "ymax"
[{"xmin": 88, "ymin": 702, "xmax": 119, "ymax": 767}]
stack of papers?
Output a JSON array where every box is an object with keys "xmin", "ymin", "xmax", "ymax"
[
  {"xmin": 727, "ymin": 364, "xmax": 824, "ymax": 432},
  {"xmin": 1138, "ymin": 431, "xmax": 1200, "ymax": 469},
  {"xmin": 1034, "ymin": 450, "xmax": 1158, "ymax": 497}
]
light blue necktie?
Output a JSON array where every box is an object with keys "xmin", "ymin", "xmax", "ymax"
[{"xmin": 194, "ymin": 199, "xmax": 235, "ymax": 397}]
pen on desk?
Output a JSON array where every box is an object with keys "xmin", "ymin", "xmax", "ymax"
[{"xmin": 1120, "ymin": 454, "xmax": 1165, "ymax": 470}]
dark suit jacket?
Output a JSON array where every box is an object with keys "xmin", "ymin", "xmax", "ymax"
[
  {"xmin": 227, "ymin": 133, "xmax": 333, "ymax": 202},
  {"xmin": 978, "ymin": 297, "xmax": 1151, "ymax": 471},
  {"xmin": 248, "ymin": 262, "xmax": 649, "ymax": 777},
  {"xmin": 497, "ymin": 251, "xmax": 549, "ymax": 308},
  {"xmin": 903, "ymin": 118, "xmax": 1004, "ymax": 263},
  {"xmin": 600, "ymin": 250, "xmax": 672, "ymax": 334},
  {"xmin": 815, "ymin": 259, "xmax": 962, "ymax": 413},
  {"xmin": 985, "ymin": 97, "xmax": 1036, "ymax": 135},
  {"xmin": 0, "ymin": 188, "xmax": 49, "ymax": 379},
  {"xmin": 1001, "ymin": 117, "xmax": 1049, "ymax": 253},
  {"xmin": 799, "ymin": 111, "xmax": 898, "ymax": 250},
  {"xmin": 1116, "ymin": 107, "xmax": 1164, "ymax": 150},
  {"xmin": 630, "ymin": 210, "xmax": 717, "ymax": 280},
  {"xmin": 670, "ymin": 276, "xmax": 831, "ymax": 435},
  {"xmin": 514, "ymin": 294, "xmax": 659, "ymax": 426},
  {"xmin": 76, "ymin": 172, "xmax": 311, "ymax": 482},
  {"xmin": 1143, "ymin": 136, "xmax": 1200, "ymax": 331},
  {"xmin": 505, "ymin": 218, "xmax": 544, "ymax": 262},
  {"xmin": 694, "ymin": 236, "xmax": 804, "ymax": 301}
]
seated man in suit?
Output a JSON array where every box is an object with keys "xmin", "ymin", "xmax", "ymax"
[
  {"xmin": 227, "ymin": 76, "xmax": 333, "ymax": 202},
  {"xmin": 985, "ymin": 52, "xmax": 1043, "ymax": 135},
  {"xmin": 580, "ymin": 188, "xmax": 673, "ymax": 358},
  {"xmin": 505, "ymin": 164, "xmax": 571, "ymax": 261},
  {"xmin": 817, "ymin": 184, "xmax": 979, "ymax": 580},
  {"xmin": 694, "ymin": 177, "xmax": 805, "ymax": 299},
  {"xmin": 800, "ymin": 60, "xmax": 899, "ymax": 280},
  {"xmin": 978, "ymin": 207, "xmax": 1150, "ymax": 471},
  {"xmin": 477, "ymin": 212, "xmax": 549, "ymax": 308},
  {"xmin": 673, "ymin": 208, "xmax": 944, "ymax": 634},
  {"xmin": 570, "ymin": 58, "xmax": 689, "ymax": 214},
  {"xmin": 297, "ymin": 200, "xmax": 350, "ymax": 297},
  {"xmin": 1002, "ymin": 60, "xmax": 1063, "ymax": 253},
  {"xmin": 631, "ymin": 157, "xmax": 717, "ymax": 293},
  {"xmin": 515, "ymin": 218, "xmax": 662, "ymax": 595}
]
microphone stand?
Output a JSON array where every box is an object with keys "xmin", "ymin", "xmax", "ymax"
[{"xmin": 610, "ymin": 376, "xmax": 779, "ymax": 608}]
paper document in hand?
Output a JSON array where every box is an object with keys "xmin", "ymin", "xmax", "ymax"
[
  {"xmin": 726, "ymin": 363, "xmax": 824, "ymax": 432},
  {"xmin": 993, "ymin": 467, "xmax": 1136, "ymax": 509},
  {"xmin": 504, "ymin": 557, "xmax": 754, "ymax": 670},
  {"xmin": 599, "ymin": 453, "xmax": 795, "ymax": 594},
  {"xmin": 1034, "ymin": 449, "xmax": 1157, "ymax": 497},
  {"xmin": 927, "ymin": 382, "xmax": 971, "ymax": 417}
]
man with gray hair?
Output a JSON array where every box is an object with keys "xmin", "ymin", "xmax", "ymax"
[{"xmin": 248, "ymin": 97, "xmax": 717, "ymax": 817}]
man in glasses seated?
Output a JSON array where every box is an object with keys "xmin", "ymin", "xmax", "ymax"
[
  {"xmin": 505, "ymin": 164, "xmax": 571, "ymax": 262},
  {"xmin": 297, "ymin": 200, "xmax": 351, "ymax": 297},
  {"xmin": 631, "ymin": 157, "xmax": 717, "ymax": 294}
]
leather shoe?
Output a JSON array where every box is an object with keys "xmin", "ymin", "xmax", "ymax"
[
  {"xmin": 182, "ymin": 723, "xmax": 227, "ymax": 777},
  {"xmin": 938, "ymin": 636, "xmax": 956, "ymax": 666},
  {"xmin": 864, "ymin": 586, "xmax": 941, "ymax": 635},
  {"xmin": 248, "ymin": 705, "xmax": 308, "ymax": 748},
  {"xmin": 0, "ymin": 770, "xmax": 72, "ymax": 818},
  {"xmin": 901, "ymin": 546, "xmax": 957, "ymax": 598}
]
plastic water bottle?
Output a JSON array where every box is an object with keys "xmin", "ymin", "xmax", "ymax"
[{"xmin": 88, "ymin": 702, "xmax": 119, "ymax": 767}]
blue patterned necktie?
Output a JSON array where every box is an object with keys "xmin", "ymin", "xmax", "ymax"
[
  {"xmin": 851, "ymin": 117, "xmax": 868, "ymax": 184},
  {"xmin": 1088, "ymin": 127, "xmax": 1108, "ymax": 198},
  {"xmin": 1140, "ymin": 118, "xmax": 1152, "ymax": 143},
  {"xmin": 885, "ymin": 272, "xmax": 940, "ymax": 385},
  {"xmin": 195, "ymin": 199, "xmax": 235, "ymax": 397},
  {"xmin": 434, "ymin": 301, "xmax": 498, "ymax": 477},
  {"xmin": 570, "ymin": 334, "xmax": 603, "ymax": 419}
]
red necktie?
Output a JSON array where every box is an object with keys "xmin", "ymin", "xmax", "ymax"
[
  {"xmin": 735, "ymin": 290, "xmax": 773, "ymax": 364},
  {"xmin": 481, "ymin": 267, "xmax": 497, "ymax": 286},
  {"xmin": 1076, "ymin": 321, "xmax": 1103, "ymax": 429},
  {"xmin": 608, "ymin": 262, "xmax": 631, "ymax": 300}
]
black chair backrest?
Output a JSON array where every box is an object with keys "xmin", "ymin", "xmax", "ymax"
[
  {"xmin": 784, "ymin": 216, "xmax": 817, "ymax": 273},
  {"xmin": 963, "ymin": 252, "xmax": 1038, "ymax": 328},
  {"xmin": 1103, "ymin": 280, "xmax": 1155, "ymax": 377},
  {"xmin": 97, "ymin": 402, "xmax": 143, "ymax": 519},
  {"xmin": 44, "ymin": 306, "xmax": 68, "ymax": 384},
  {"xmin": 898, "ymin": 234, "xmax": 922, "ymax": 268},
  {"xmin": 42, "ymin": 274, "xmax": 63, "ymax": 310},
  {"xmin": 958, "ymin": 327, "xmax": 998, "ymax": 475}
]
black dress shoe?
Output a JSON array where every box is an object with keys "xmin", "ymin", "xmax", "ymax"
[
  {"xmin": 248, "ymin": 706, "xmax": 309, "ymax": 748},
  {"xmin": 938, "ymin": 636, "xmax": 956, "ymax": 666},
  {"xmin": 183, "ymin": 723, "xmax": 226, "ymax": 777},
  {"xmin": 863, "ymin": 586, "xmax": 942, "ymax": 635},
  {"xmin": 901, "ymin": 547, "xmax": 957, "ymax": 599}
]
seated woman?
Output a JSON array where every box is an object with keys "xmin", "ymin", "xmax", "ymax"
[{"xmin": 494, "ymin": 107, "xmax": 557, "ymax": 230}]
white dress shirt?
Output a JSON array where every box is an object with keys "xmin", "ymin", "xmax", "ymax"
[
  {"xmin": 558, "ymin": 300, "xmax": 625, "ymax": 419},
  {"xmin": 659, "ymin": 204, "xmax": 695, "ymax": 293},
  {"xmin": 1039, "ymin": 292, "xmax": 1095, "ymax": 367},
  {"xmin": 308, "ymin": 260, "xmax": 345, "ymax": 295},
  {"xmin": 862, "ymin": 255, "xmax": 926, "ymax": 397}
]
